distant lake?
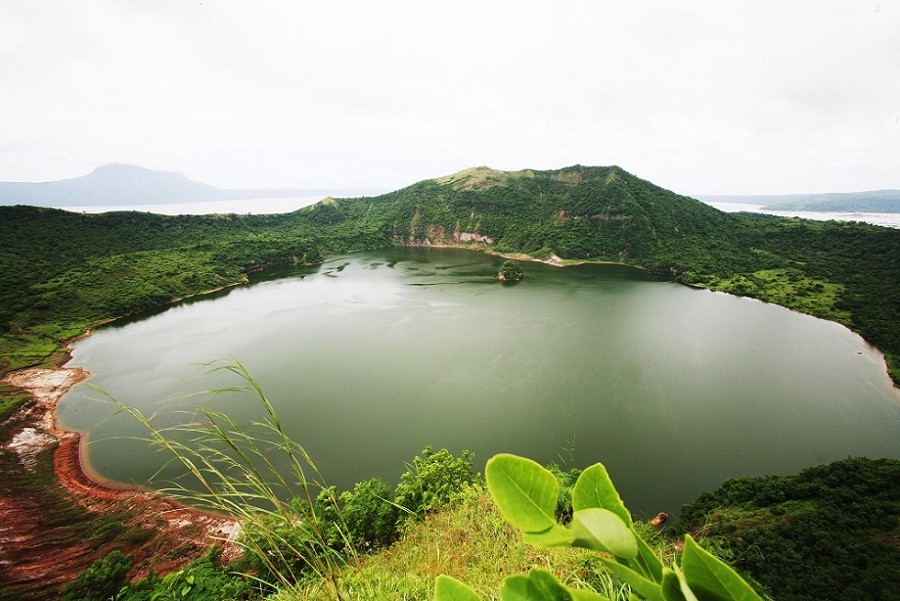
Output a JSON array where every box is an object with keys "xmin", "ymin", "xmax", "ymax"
[
  {"xmin": 64, "ymin": 196, "xmax": 325, "ymax": 215},
  {"xmin": 705, "ymin": 201, "xmax": 900, "ymax": 229},
  {"xmin": 57, "ymin": 248, "xmax": 900, "ymax": 517},
  {"xmin": 62, "ymin": 191, "xmax": 387, "ymax": 215}
]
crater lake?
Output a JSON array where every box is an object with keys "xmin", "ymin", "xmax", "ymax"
[{"xmin": 56, "ymin": 247, "xmax": 900, "ymax": 517}]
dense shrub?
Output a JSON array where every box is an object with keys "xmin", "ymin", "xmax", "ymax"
[
  {"xmin": 677, "ymin": 457, "xmax": 900, "ymax": 601},
  {"xmin": 62, "ymin": 550, "xmax": 133, "ymax": 601},
  {"xmin": 393, "ymin": 446, "xmax": 479, "ymax": 518},
  {"xmin": 118, "ymin": 547, "xmax": 254, "ymax": 601}
]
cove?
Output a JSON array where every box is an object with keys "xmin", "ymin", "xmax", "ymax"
[{"xmin": 56, "ymin": 247, "xmax": 900, "ymax": 517}]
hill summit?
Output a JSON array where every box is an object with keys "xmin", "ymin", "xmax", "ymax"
[{"xmin": 301, "ymin": 164, "xmax": 735, "ymax": 272}]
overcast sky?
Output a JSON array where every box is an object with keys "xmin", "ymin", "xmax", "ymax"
[{"xmin": 1, "ymin": 1, "xmax": 898, "ymax": 195}]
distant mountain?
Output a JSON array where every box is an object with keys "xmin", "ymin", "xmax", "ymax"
[
  {"xmin": 0, "ymin": 164, "xmax": 319, "ymax": 206},
  {"xmin": 699, "ymin": 190, "xmax": 900, "ymax": 213}
]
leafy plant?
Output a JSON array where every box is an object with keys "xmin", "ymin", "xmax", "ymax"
[
  {"xmin": 314, "ymin": 477, "xmax": 399, "ymax": 550},
  {"xmin": 435, "ymin": 454, "xmax": 763, "ymax": 601},
  {"xmin": 62, "ymin": 549, "xmax": 134, "ymax": 601},
  {"xmin": 394, "ymin": 446, "xmax": 478, "ymax": 518},
  {"xmin": 677, "ymin": 457, "xmax": 900, "ymax": 601},
  {"xmin": 116, "ymin": 547, "xmax": 254, "ymax": 601},
  {"xmin": 498, "ymin": 260, "xmax": 524, "ymax": 282},
  {"xmin": 112, "ymin": 358, "xmax": 360, "ymax": 600}
]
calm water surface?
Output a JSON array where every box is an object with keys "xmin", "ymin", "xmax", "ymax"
[{"xmin": 57, "ymin": 248, "xmax": 900, "ymax": 516}]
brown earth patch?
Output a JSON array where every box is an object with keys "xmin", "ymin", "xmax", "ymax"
[{"xmin": 0, "ymin": 359, "xmax": 240, "ymax": 600}]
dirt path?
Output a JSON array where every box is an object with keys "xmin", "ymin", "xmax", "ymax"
[{"xmin": 0, "ymin": 365, "xmax": 240, "ymax": 600}]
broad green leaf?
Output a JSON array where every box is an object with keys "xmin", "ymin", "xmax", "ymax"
[
  {"xmin": 598, "ymin": 557, "xmax": 664, "ymax": 601},
  {"xmin": 681, "ymin": 535, "xmax": 763, "ymax": 601},
  {"xmin": 568, "ymin": 587, "xmax": 612, "ymax": 601},
  {"xmin": 573, "ymin": 463, "xmax": 632, "ymax": 526},
  {"xmin": 522, "ymin": 523, "xmax": 576, "ymax": 547},
  {"xmin": 572, "ymin": 508, "xmax": 638, "ymax": 559},
  {"xmin": 502, "ymin": 570, "xmax": 572, "ymax": 601},
  {"xmin": 661, "ymin": 568, "xmax": 698, "ymax": 601},
  {"xmin": 502, "ymin": 575, "xmax": 539, "ymax": 601},
  {"xmin": 486, "ymin": 454, "xmax": 559, "ymax": 533},
  {"xmin": 434, "ymin": 575, "xmax": 483, "ymax": 601},
  {"xmin": 635, "ymin": 533, "xmax": 665, "ymax": 581},
  {"xmin": 529, "ymin": 569, "xmax": 575, "ymax": 600}
]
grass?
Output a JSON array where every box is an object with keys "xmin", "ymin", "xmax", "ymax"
[
  {"xmin": 268, "ymin": 485, "xmax": 645, "ymax": 601},
  {"xmin": 0, "ymin": 385, "xmax": 29, "ymax": 422},
  {"xmin": 0, "ymin": 333, "xmax": 62, "ymax": 374},
  {"xmin": 113, "ymin": 358, "xmax": 366, "ymax": 600},
  {"xmin": 102, "ymin": 359, "xmax": 689, "ymax": 601}
]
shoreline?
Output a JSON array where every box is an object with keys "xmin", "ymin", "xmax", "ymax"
[
  {"xmin": 4, "ymin": 244, "xmax": 897, "ymax": 515},
  {"xmin": 0, "ymin": 343, "xmax": 242, "ymax": 575}
]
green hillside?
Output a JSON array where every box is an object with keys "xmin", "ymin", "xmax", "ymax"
[
  {"xmin": 677, "ymin": 457, "xmax": 900, "ymax": 601},
  {"xmin": 295, "ymin": 165, "xmax": 740, "ymax": 269}
]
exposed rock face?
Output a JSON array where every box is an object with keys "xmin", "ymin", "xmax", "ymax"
[
  {"xmin": 399, "ymin": 229, "xmax": 495, "ymax": 247},
  {"xmin": 454, "ymin": 231, "xmax": 494, "ymax": 245}
]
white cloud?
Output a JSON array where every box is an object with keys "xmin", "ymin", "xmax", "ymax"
[{"xmin": 1, "ymin": 0, "xmax": 898, "ymax": 194}]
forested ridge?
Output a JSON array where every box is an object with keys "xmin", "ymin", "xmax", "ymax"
[
  {"xmin": 2, "ymin": 164, "xmax": 898, "ymax": 382},
  {"xmin": 677, "ymin": 457, "xmax": 900, "ymax": 601}
]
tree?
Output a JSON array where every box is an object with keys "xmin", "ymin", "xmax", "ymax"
[{"xmin": 498, "ymin": 260, "xmax": 524, "ymax": 282}]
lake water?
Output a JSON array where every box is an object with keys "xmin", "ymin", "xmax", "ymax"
[
  {"xmin": 64, "ymin": 196, "xmax": 326, "ymax": 215},
  {"xmin": 705, "ymin": 201, "xmax": 900, "ymax": 229},
  {"xmin": 61, "ymin": 190, "xmax": 388, "ymax": 215},
  {"xmin": 57, "ymin": 248, "xmax": 900, "ymax": 517}
]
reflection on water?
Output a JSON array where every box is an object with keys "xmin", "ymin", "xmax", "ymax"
[{"xmin": 58, "ymin": 248, "xmax": 900, "ymax": 516}]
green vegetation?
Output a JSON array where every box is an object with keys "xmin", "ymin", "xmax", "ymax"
[
  {"xmin": 62, "ymin": 550, "xmax": 134, "ymax": 601},
  {"xmin": 60, "ymin": 455, "xmax": 900, "ymax": 600},
  {"xmin": 0, "ymin": 384, "xmax": 28, "ymax": 422},
  {"xmin": 497, "ymin": 260, "xmax": 524, "ymax": 282},
  {"xmin": 677, "ymin": 457, "xmax": 900, "ymax": 601},
  {"xmin": 2, "ymin": 165, "xmax": 898, "ymax": 382},
  {"xmin": 3, "ymin": 166, "xmax": 900, "ymax": 597},
  {"xmin": 54, "ymin": 381, "xmax": 900, "ymax": 601},
  {"xmin": 437, "ymin": 454, "xmax": 763, "ymax": 601}
]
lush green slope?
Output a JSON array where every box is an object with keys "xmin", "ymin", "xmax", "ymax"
[
  {"xmin": 294, "ymin": 165, "xmax": 900, "ymax": 381},
  {"xmin": 0, "ymin": 206, "xmax": 322, "ymax": 372},
  {"xmin": 677, "ymin": 457, "xmax": 900, "ymax": 601},
  {"xmin": 2, "ymin": 165, "xmax": 899, "ymax": 382},
  {"xmin": 61, "ymin": 455, "xmax": 900, "ymax": 600},
  {"xmin": 296, "ymin": 165, "xmax": 741, "ymax": 268}
]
